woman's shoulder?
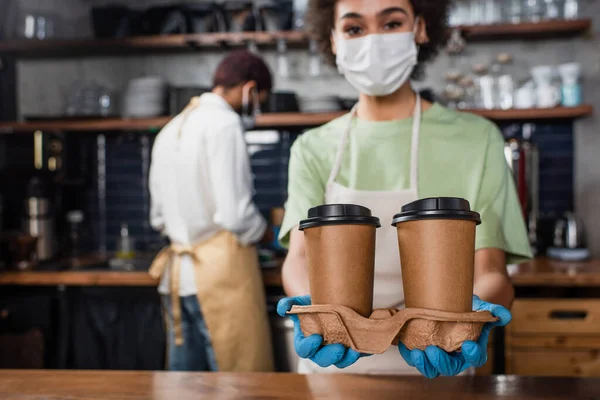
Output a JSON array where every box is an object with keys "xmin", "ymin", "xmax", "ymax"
[
  {"xmin": 426, "ymin": 103, "xmax": 503, "ymax": 144},
  {"xmin": 291, "ymin": 112, "xmax": 353, "ymax": 154}
]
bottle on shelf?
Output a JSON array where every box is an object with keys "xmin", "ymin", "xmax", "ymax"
[{"xmin": 564, "ymin": 0, "xmax": 580, "ymax": 19}]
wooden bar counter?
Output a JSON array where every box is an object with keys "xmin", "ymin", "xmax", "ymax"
[
  {"xmin": 0, "ymin": 371, "xmax": 598, "ymax": 400},
  {"xmin": 0, "ymin": 257, "xmax": 598, "ymax": 288}
]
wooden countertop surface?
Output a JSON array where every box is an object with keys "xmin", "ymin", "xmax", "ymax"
[
  {"xmin": 0, "ymin": 267, "xmax": 283, "ymax": 287},
  {"xmin": 0, "ymin": 257, "xmax": 598, "ymax": 288},
  {"xmin": 509, "ymin": 257, "xmax": 600, "ymax": 287},
  {"xmin": 0, "ymin": 371, "xmax": 598, "ymax": 400}
]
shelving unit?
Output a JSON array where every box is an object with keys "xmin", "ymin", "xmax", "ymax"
[
  {"xmin": 459, "ymin": 18, "xmax": 592, "ymax": 40},
  {"xmin": 0, "ymin": 19, "xmax": 591, "ymax": 58},
  {"xmin": 0, "ymin": 31, "xmax": 310, "ymax": 58},
  {"xmin": 0, "ymin": 19, "xmax": 593, "ymax": 131},
  {"xmin": 0, "ymin": 106, "xmax": 592, "ymax": 133}
]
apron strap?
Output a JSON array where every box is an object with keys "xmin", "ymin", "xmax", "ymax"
[
  {"xmin": 410, "ymin": 94, "xmax": 421, "ymax": 191},
  {"xmin": 177, "ymin": 96, "xmax": 201, "ymax": 140},
  {"xmin": 327, "ymin": 94, "xmax": 422, "ymax": 190},
  {"xmin": 149, "ymin": 243, "xmax": 201, "ymax": 346},
  {"xmin": 151, "ymin": 95, "xmax": 222, "ymax": 346},
  {"xmin": 327, "ymin": 104, "xmax": 358, "ymax": 187}
]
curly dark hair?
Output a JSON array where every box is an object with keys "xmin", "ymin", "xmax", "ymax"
[{"xmin": 306, "ymin": 0, "xmax": 450, "ymax": 80}]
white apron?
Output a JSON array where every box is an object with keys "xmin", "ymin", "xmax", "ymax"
[{"xmin": 299, "ymin": 96, "xmax": 422, "ymax": 375}]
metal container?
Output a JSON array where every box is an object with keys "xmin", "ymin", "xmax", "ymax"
[
  {"xmin": 504, "ymin": 124, "xmax": 540, "ymax": 255},
  {"xmin": 553, "ymin": 212, "xmax": 586, "ymax": 249},
  {"xmin": 22, "ymin": 207, "xmax": 57, "ymax": 262},
  {"xmin": 22, "ymin": 178, "xmax": 57, "ymax": 262},
  {"xmin": 267, "ymin": 296, "xmax": 299, "ymax": 372}
]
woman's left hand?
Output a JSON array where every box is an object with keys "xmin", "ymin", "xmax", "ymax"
[
  {"xmin": 277, "ymin": 295, "xmax": 365, "ymax": 368},
  {"xmin": 397, "ymin": 295, "xmax": 512, "ymax": 379}
]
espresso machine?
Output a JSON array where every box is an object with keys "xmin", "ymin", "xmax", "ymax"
[{"xmin": 22, "ymin": 177, "xmax": 57, "ymax": 263}]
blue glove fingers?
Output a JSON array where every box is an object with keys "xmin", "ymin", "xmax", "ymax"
[
  {"xmin": 425, "ymin": 346, "xmax": 464, "ymax": 377},
  {"xmin": 461, "ymin": 340, "xmax": 488, "ymax": 368},
  {"xmin": 281, "ymin": 295, "xmax": 322, "ymax": 360},
  {"xmin": 476, "ymin": 322, "xmax": 494, "ymax": 350},
  {"xmin": 490, "ymin": 305, "xmax": 512, "ymax": 327},
  {"xmin": 411, "ymin": 349, "xmax": 439, "ymax": 379},
  {"xmin": 398, "ymin": 343, "xmax": 415, "ymax": 367},
  {"xmin": 334, "ymin": 348, "xmax": 362, "ymax": 369},
  {"xmin": 276, "ymin": 295, "xmax": 312, "ymax": 317},
  {"xmin": 311, "ymin": 344, "xmax": 347, "ymax": 368},
  {"xmin": 294, "ymin": 333, "xmax": 323, "ymax": 359},
  {"xmin": 291, "ymin": 314, "xmax": 323, "ymax": 359},
  {"xmin": 472, "ymin": 296, "xmax": 512, "ymax": 327}
]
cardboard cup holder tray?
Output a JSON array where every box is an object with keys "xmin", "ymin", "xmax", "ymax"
[{"xmin": 288, "ymin": 304, "xmax": 497, "ymax": 354}]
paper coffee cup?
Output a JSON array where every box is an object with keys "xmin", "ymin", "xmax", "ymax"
[
  {"xmin": 299, "ymin": 204, "xmax": 381, "ymax": 317},
  {"xmin": 392, "ymin": 198, "xmax": 481, "ymax": 313}
]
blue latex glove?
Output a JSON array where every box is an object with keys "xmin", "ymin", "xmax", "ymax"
[
  {"xmin": 277, "ymin": 295, "xmax": 365, "ymax": 368},
  {"xmin": 398, "ymin": 295, "xmax": 512, "ymax": 379}
]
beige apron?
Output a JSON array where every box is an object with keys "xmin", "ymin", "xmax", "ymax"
[
  {"xmin": 149, "ymin": 98, "xmax": 274, "ymax": 372},
  {"xmin": 299, "ymin": 96, "xmax": 423, "ymax": 375}
]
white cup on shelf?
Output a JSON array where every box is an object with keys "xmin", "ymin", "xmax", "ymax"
[
  {"xmin": 535, "ymin": 84, "xmax": 561, "ymax": 108},
  {"xmin": 515, "ymin": 84, "xmax": 536, "ymax": 109}
]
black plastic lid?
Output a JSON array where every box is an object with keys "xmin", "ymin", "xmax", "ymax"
[
  {"xmin": 299, "ymin": 204, "xmax": 381, "ymax": 231},
  {"xmin": 391, "ymin": 197, "xmax": 481, "ymax": 226}
]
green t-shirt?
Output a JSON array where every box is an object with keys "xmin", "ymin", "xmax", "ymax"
[{"xmin": 279, "ymin": 103, "xmax": 532, "ymax": 264}]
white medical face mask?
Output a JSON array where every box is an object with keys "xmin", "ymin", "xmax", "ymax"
[
  {"xmin": 241, "ymin": 85, "xmax": 261, "ymax": 131},
  {"xmin": 335, "ymin": 20, "xmax": 420, "ymax": 97}
]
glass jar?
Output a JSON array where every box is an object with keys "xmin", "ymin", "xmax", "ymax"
[
  {"xmin": 449, "ymin": 0, "xmax": 472, "ymax": 26},
  {"xmin": 481, "ymin": 0, "xmax": 503, "ymax": 24},
  {"xmin": 469, "ymin": 0, "xmax": 485, "ymax": 25},
  {"xmin": 293, "ymin": 0, "xmax": 308, "ymax": 30},
  {"xmin": 544, "ymin": 0, "xmax": 564, "ymax": 19},
  {"xmin": 503, "ymin": 0, "xmax": 522, "ymax": 23},
  {"xmin": 523, "ymin": 0, "xmax": 544, "ymax": 22},
  {"xmin": 564, "ymin": 0, "xmax": 579, "ymax": 19}
]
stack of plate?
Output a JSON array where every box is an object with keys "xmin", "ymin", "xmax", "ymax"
[
  {"xmin": 123, "ymin": 77, "xmax": 168, "ymax": 118},
  {"xmin": 298, "ymin": 96, "xmax": 341, "ymax": 113}
]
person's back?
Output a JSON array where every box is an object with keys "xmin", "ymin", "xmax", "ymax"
[
  {"xmin": 148, "ymin": 50, "xmax": 274, "ymax": 373},
  {"xmin": 150, "ymin": 95, "xmax": 261, "ymax": 247}
]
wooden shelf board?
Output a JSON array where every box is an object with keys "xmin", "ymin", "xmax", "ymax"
[
  {"xmin": 463, "ymin": 105, "xmax": 594, "ymax": 121},
  {"xmin": 255, "ymin": 111, "xmax": 345, "ymax": 128},
  {"xmin": 460, "ymin": 19, "xmax": 592, "ymax": 40},
  {"xmin": 0, "ymin": 117, "xmax": 171, "ymax": 133},
  {"xmin": 0, "ymin": 31, "xmax": 310, "ymax": 57},
  {"xmin": 0, "ymin": 20, "xmax": 591, "ymax": 58},
  {"xmin": 0, "ymin": 106, "xmax": 592, "ymax": 133}
]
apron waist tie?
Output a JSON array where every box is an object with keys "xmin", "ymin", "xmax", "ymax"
[{"xmin": 149, "ymin": 244, "xmax": 199, "ymax": 346}]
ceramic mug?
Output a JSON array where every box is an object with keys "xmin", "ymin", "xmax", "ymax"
[
  {"xmin": 515, "ymin": 86, "xmax": 536, "ymax": 109},
  {"xmin": 561, "ymin": 84, "xmax": 582, "ymax": 107},
  {"xmin": 536, "ymin": 85, "xmax": 561, "ymax": 108}
]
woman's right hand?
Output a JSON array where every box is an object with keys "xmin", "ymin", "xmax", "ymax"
[{"xmin": 276, "ymin": 295, "xmax": 364, "ymax": 368}]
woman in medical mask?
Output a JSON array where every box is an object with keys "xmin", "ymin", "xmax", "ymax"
[{"xmin": 277, "ymin": 0, "xmax": 531, "ymax": 377}]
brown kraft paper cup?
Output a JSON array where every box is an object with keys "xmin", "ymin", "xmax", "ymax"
[
  {"xmin": 300, "ymin": 205, "xmax": 381, "ymax": 318},
  {"xmin": 392, "ymin": 198, "xmax": 481, "ymax": 313}
]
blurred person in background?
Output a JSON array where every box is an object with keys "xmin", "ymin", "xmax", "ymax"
[
  {"xmin": 149, "ymin": 50, "xmax": 274, "ymax": 372},
  {"xmin": 277, "ymin": 0, "xmax": 531, "ymax": 377}
]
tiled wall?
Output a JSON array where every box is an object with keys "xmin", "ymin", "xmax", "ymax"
[
  {"xmin": 499, "ymin": 122, "xmax": 574, "ymax": 215},
  {"xmin": 66, "ymin": 120, "xmax": 572, "ymax": 253},
  {"xmin": 74, "ymin": 129, "xmax": 298, "ymax": 253}
]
